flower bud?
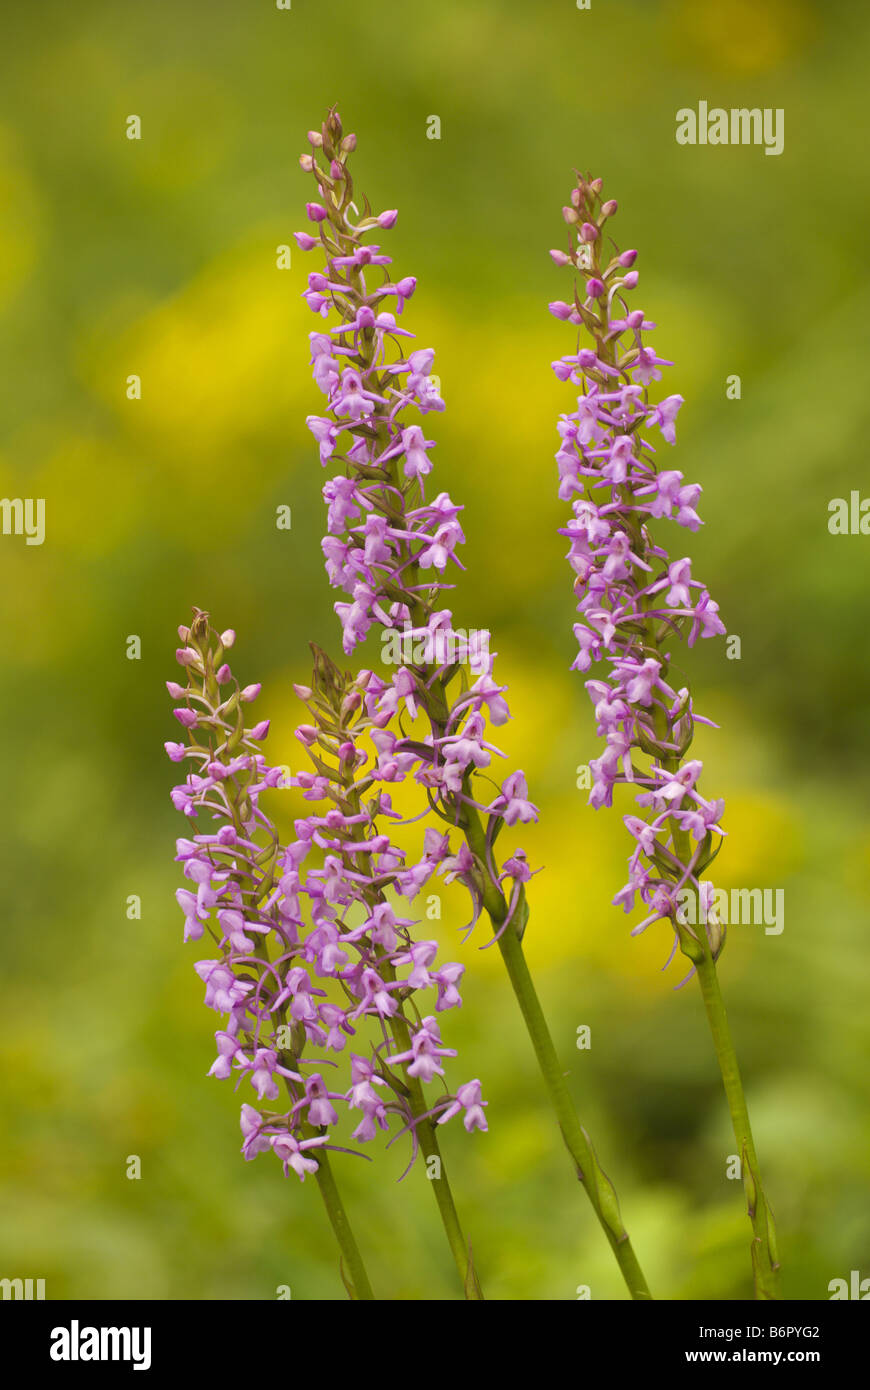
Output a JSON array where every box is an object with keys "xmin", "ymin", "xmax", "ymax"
[
  {"xmin": 189, "ymin": 611, "xmax": 209, "ymax": 644},
  {"xmin": 580, "ymin": 222, "xmax": 599, "ymax": 243},
  {"xmin": 549, "ymin": 249, "xmax": 572, "ymax": 266},
  {"xmin": 220, "ymin": 629, "xmax": 236, "ymax": 648}
]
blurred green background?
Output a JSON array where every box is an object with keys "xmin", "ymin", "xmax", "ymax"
[{"xmin": 1, "ymin": 0, "xmax": 868, "ymax": 1301}]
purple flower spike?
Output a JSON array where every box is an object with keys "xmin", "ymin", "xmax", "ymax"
[
  {"xmin": 295, "ymin": 114, "xmax": 542, "ymax": 959},
  {"xmin": 165, "ymin": 612, "xmax": 482, "ymax": 1193},
  {"xmin": 547, "ymin": 172, "xmax": 781, "ymax": 1299},
  {"xmin": 548, "ymin": 172, "xmax": 729, "ymax": 973}
]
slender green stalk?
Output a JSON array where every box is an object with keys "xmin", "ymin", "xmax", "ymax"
[
  {"xmin": 386, "ymin": 996, "xmax": 484, "ymax": 1299},
  {"xmin": 462, "ymin": 802, "xmax": 652, "ymax": 1299},
  {"xmin": 311, "ymin": 1143, "xmax": 376, "ymax": 1300},
  {"xmin": 693, "ymin": 952, "xmax": 781, "ymax": 1299},
  {"xmin": 655, "ymin": 700, "xmax": 781, "ymax": 1299}
]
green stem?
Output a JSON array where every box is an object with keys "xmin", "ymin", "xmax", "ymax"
[
  {"xmin": 311, "ymin": 1144, "xmax": 376, "ymax": 1300},
  {"xmin": 495, "ymin": 922, "xmax": 650, "ymax": 1298},
  {"xmin": 462, "ymin": 805, "xmax": 651, "ymax": 1299},
  {"xmin": 387, "ymin": 1003, "xmax": 484, "ymax": 1299},
  {"xmin": 693, "ymin": 952, "xmax": 782, "ymax": 1299},
  {"xmin": 652, "ymin": 688, "xmax": 781, "ymax": 1298}
]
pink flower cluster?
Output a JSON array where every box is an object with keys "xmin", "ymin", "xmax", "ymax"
[
  {"xmin": 165, "ymin": 612, "xmax": 485, "ymax": 1182},
  {"xmin": 295, "ymin": 109, "xmax": 539, "ymax": 947},
  {"xmin": 548, "ymin": 176, "xmax": 728, "ymax": 964}
]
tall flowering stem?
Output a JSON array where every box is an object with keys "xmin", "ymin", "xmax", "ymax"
[
  {"xmin": 294, "ymin": 107, "xmax": 651, "ymax": 1300},
  {"xmin": 165, "ymin": 610, "xmax": 375, "ymax": 1299},
  {"xmin": 547, "ymin": 174, "xmax": 781, "ymax": 1299}
]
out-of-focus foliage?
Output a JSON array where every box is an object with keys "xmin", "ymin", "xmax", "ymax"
[{"xmin": 0, "ymin": 0, "xmax": 867, "ymax": 1300}]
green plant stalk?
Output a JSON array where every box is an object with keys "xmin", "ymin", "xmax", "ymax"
[
  {"xmin": 637, "ymin": 587, "xmax": 781, "ymax": 1299},
  {"xmin": 664, "ymin": 782, "xmax": 781, "ymax": 1301},
  {"xmin": 643, "ymin": 643, "xmax": 781, "ymax": 1298},
  {"xmin": 384, "ymin": 984, "xmax": 484, "ymax": 1299},
  {"xmin": 311, "ymin": 1143, "xmax": 376, "ymax": 1300},
  {"xmin": 693, "ymin": 951, "xmax": 782, "ymax": 1300},
  {"xmin": 461, "ymin": 801, "xmax": 652, "ymax": 1300}
]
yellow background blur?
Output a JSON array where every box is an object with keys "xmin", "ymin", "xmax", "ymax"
[{"xmin": 1, "ymin": 0, "xmax": 868, "ymax": 1300}]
